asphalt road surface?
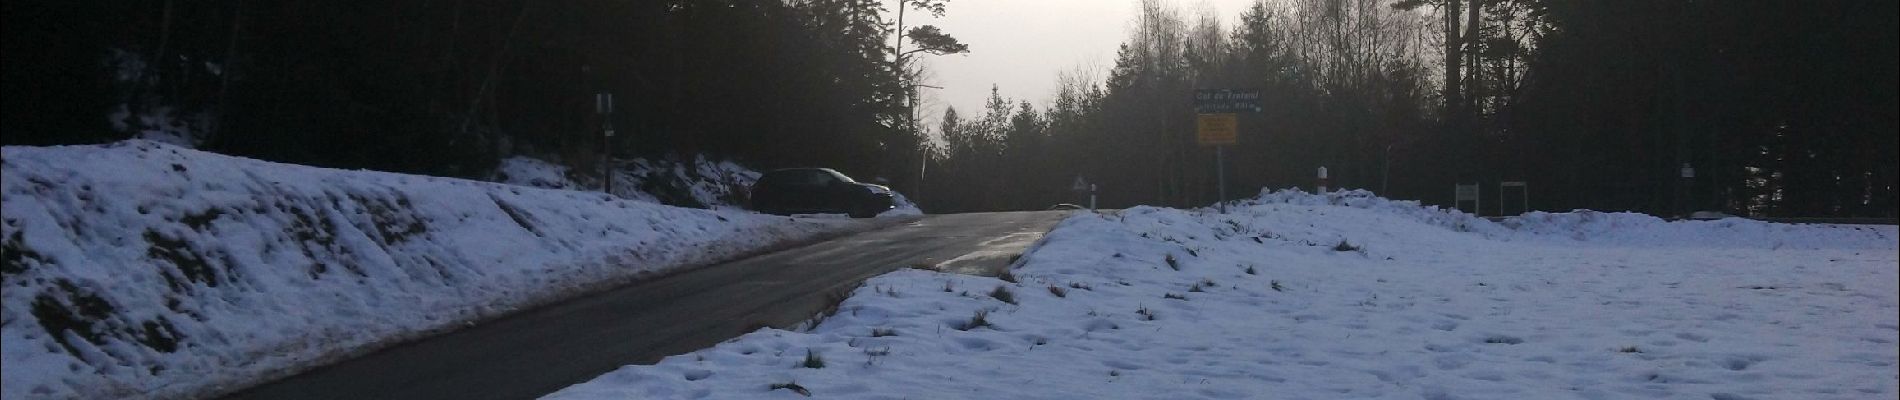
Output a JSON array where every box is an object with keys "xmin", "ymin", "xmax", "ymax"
[{"xmin": 223, "ymin": 210, "xmax": 1071, "ymax": 400}]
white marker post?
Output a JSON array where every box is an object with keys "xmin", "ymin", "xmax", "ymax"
[
  {"xmin": 1071, "ymin": 176, "xmax": 1095, "ymax": 210},
  {"xmin": 597, "ymin": 92, "xmax": 615, "ymax": 195},
  {"xmin": 1216, "ymin": 146, "xmax": 1226, "ymax": 211},
  {"xmin": 1316, "ymin": 166, "xmax": 1329, "ymax": 194}
]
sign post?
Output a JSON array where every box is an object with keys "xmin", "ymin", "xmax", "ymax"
[
  {"xmin": 1193, "ymin": 89, "xmax": 1260, "ymax": 213},
  {"xmin": 1195, "ymin": 113, "xmax": 1237, "ymax": 212},
  {"xmin": 1454, "ymin": 183, "xmax": 1481, "ymax": 215},
  {"xmin": 1499, "ymin": 181, "xmax": 1528, "ymax": 216},
  {"xmin": 1195, "ymin": 113, "xmax": 1239, "ymax": 144}
]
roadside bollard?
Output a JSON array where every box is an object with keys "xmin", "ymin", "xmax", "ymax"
[{"xmin": 1316, "ymin": 166, "xmax": 1329, "ymax": 194}]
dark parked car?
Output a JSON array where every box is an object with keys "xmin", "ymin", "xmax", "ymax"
[{"xmin": 750, "ymin": 168, "xmax": 894, "ymax": 218}]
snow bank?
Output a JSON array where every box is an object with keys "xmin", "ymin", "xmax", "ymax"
[
  {"xmin": 550, "ymin": 189, "xmax": 1897, "ymax": 399},
  {"xmin": 1237, "ymin": 188, "xmax": 1514, "ymax": 238},
  {"xmin": 491, "ymin": 155, "xmax": 759, "ymax": 210},
  {"xmin": 492, "ymin": 156, "xmax": 927, "ymax": 216},
  {"xmin": 1245, "ymin": 188, "xmax": 1894, "ymax": 249},
  {"xmin": 1497, "ymin": 210, "xmax": 1893, "ymax": 249},
  {"xmin": 879, "ymin": 191, "xmax": 923, "ymax": 217},
  {"xmin": 489, "ymin": 156, "xmax": 584, "ymax": 193},
  {"xmin": 1, "ymin": 141, "xmax": 873, "ymax": 400}
]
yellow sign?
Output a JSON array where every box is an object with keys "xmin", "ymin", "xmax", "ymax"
[{"xmin": 1196, "ymin": 113, "xmax": 1238, "ymax": 145}]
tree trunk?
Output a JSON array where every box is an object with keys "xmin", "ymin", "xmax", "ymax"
[
  {"xmin": 464, "ymin": 1, "xmax": 529, "ymax": 141},
  {"xmin": 1443, "ymin": 0, "xmax": 1463, "ymax": 114},
  {"xmin": 154, "ymin": 0, "xmax": 174, "ymax": 87},
  {"xmin": 210, "ymin": 0, "xmax": 242, "ymax": 147},
  {"xmin": 1463, "ymin": 0, "xmax": 1482, "ymax": 116}
]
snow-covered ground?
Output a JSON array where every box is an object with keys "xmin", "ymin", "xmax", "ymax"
[
  {"xmin": 492, "ymin": 156, "xmax": 923, "ymax": 217},
  {"xmin": 549, "ymin": 189, "xmax": 1898, "ymax": 400},
  {"xmin": 879, "ymin": 192, "xmax": 924, "ymax": 218},
  {"xmin": 0, "ymin": 141, "xmax": 889, "ymax": 400},
  {"xmin": 491, "ymin": 155, "xmax": 756, "ymax": 210}
]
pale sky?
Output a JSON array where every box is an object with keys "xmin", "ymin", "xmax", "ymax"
[{"xmin": 888, "ymin": 0, "xmax": 1258, "ymax": 125}]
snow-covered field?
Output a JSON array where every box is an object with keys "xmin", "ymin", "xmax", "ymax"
[
  {"xmin": 549, "ymin": 190, "xmax": 1898, "ymax": 400},
  {"xmin": 0, "ymin": 141, "xmax": 888, "ymax": 400}
]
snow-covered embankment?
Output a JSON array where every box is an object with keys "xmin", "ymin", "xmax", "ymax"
[
  {"xmin": 0, "ymin": 141, "xmax": 871, "ymax": 399},
  {"xmin": 550, "ymin": 189, "xmax": 1898, "ymax": 399}
]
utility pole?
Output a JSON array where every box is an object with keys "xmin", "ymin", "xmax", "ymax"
[{"xmin": 1216, "ymin": 145, "xmax": 1226, "ymax": 213}]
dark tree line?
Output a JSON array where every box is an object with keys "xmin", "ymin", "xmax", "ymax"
[
  {"xmin": 922, "ymin": 0, "xmax": 1895, "ymax": 218},
  {"xmin": 4, "ymin": 0, "xmax": 1893, "ymax": 218},
  {"xmin": 1502, "ymin": 0, "xmax": 1897, "ymax": 217},
  {"xmin": 3, "ymin": 0, "xmax": 962, "ymax": 193}
]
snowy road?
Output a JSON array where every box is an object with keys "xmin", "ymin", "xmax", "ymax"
[{"xmin": 222, "ymin": 211, "xmax": 1070, "ymax": 400}]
